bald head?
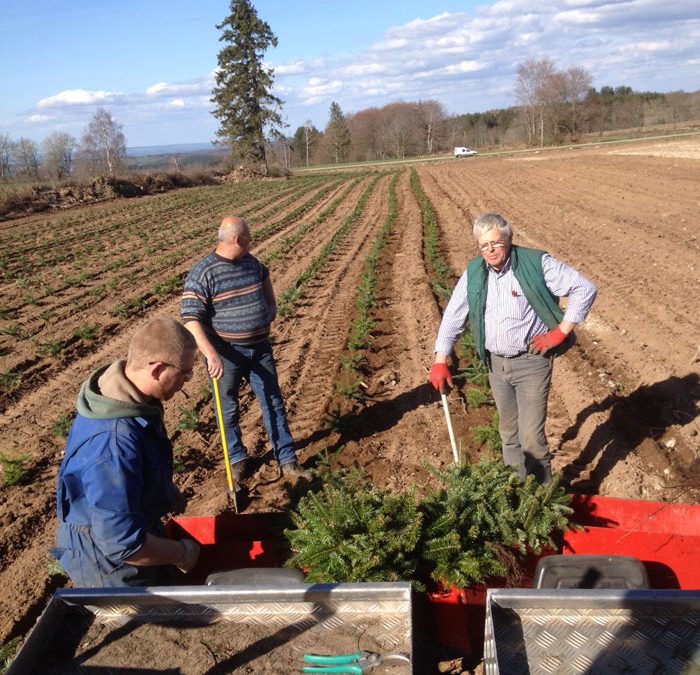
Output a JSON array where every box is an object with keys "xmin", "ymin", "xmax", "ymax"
[{"xmin": 218, "ymin": 216, "xmax": 249, "ymax": 242}]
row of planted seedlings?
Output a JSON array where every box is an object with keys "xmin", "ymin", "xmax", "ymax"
[
  {"xmin": 2, "ymin": 175, "xmax": 363, "ymax": 455},
  {"xmin": 0, "ymin": 176, "xmax": 351, "ymax": 405},
  {"xmin": 261, "ymin": 176, "xmax": 367, "ymax": 266},
  {"xmin": 409, "ymin": 167, "xmax": 500, "ymax": 454},
  {"xmin": 330, "ymin": 171, "xmax": 400, "ymax": 407},
  {"xmin": 0, "ymin": 174, "xmax": 322, "ymax": 304},
  {"xmin": 275, "ymin": 173, "xmax": 385, "ymax": 318},
  {"xmin": 106, "ymin": 175, "xmax": 351, "ymax": 323},
  {"xmin": 0, "ymin": 175, "xmax": 341, "ymax": 351},
  {"xmin": 0, "ymin": 179, "xmax": 274, "ymax": 321},
  {"xmin": 0, "ymin": 172, "xmax": 307, "ymax": 266},
  {"xmin": 0, "ymin": 172, "xmax": 332, "ymax": 330}
]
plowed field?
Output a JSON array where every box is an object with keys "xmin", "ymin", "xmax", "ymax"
[{"xmin": 1, "ymin": 137, "xmax": 698, "ymax": 670}]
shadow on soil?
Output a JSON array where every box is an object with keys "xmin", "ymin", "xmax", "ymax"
[
  {"xmin": 560, "ymin": 372, "xmax": 699, "ymax": 494},
  {"xmin": 296, "ymin": 383, "xmax": 436, "ymax": 452}
]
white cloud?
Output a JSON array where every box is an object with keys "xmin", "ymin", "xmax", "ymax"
[
  {"xmin": 37, "ymin": 89, "xmax": 121, "ymax": 108},
  {"xmin": 27, "ymin": 114, "xmax": 54, "ymax": 123},
  {"xmin": 276, "ymin": 60, "xmax": 307, "ymax": 76},
  {"xmin": 146, "ymin": 81, "xmax": 206, "ymax": 97},
  {"xmin": 373, "ymin": 38, "xmax": 409, "ymax": 52},
  {"xmin": 443, "ymin": 60, "xmax": 486, "ymax": 75},
  {"xmin": 555, "ymin": 9, "xmax": 602, "ymax": 25},
  {"xmin": 342, "ymin": 63, "xmax": 385, "ymax": 77},
  {"xmin": 169, "ymin": 99, "xmax": 186, "ymax": 108}
]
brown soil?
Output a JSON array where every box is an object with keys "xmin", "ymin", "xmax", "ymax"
[
  {"xmin": 39, "ymin": 613, "xmax": 409, "ymax": 674},
  {"xmin": 0, "ymin": 139, "xmax": 698, "ymax": 673}
]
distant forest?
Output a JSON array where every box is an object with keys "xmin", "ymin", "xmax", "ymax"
[{"xmin": 271, "ymin": 59, "xmax": 700, "ymax": 168}]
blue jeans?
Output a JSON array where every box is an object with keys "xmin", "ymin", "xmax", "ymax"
[
  {"xmin": 487, "ymin": 352, "xmax": 553, "ymax": 484},
  {"xmin": 213, "ymin": 339, "xmax": 296, "ymax": 467}
]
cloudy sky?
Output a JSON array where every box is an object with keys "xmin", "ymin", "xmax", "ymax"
[{"xmin": 1, "ymin": 0, "xmax": 698, "ymax": 148}]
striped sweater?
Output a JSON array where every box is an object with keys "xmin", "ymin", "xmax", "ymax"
[{"xmin": 180, "ymin": 252, "xmax": 271, "ymax": 345}]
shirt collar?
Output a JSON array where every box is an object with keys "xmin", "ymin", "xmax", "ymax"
[{"xmin": 486, "ymin": 254, "xmax": 512, "ymax": 276}]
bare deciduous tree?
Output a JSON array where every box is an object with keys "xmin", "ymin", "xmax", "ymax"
[
  {"xmin": 42, "ymin": 131, "xmax": 76, "ymax": 180},
  {"xmin": 418, "ymin": 100, "xmax": 445, "ymax": 155},
  {"xmin": 0, "ymin": 134, "xmax": 14, "ymax": 180},
  {"xmin": 562, "ymin": 67, "xmax": 593, "ymax": 136},
  {"xmin": 80, "ymin": 108, "xmax": 127, "ymax": 175},
  {"xmin": 515, "ymin": 57, "xmax": 558, "ymax": 146},
  {"xmin": 14, "ymin": 137, "xmax": 41, "ymax": 179}
]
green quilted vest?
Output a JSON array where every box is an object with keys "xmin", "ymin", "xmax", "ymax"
[{"xmin": 466, "ymin": 245, "xmax": 564, "ymax": 362}]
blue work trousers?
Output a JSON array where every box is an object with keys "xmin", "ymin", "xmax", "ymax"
[
  {"xmin": 213, "ymin": 339, "xmax": 296, "ymax": 467},
  {"xmin": 487, "ymin": 352, "xmax": 553, "ymax": 484}
]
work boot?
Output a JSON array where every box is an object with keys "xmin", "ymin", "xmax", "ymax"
[
  {"xmin": 231, "ymin": 459, "xmax": 248, "ymax": 482},
  {"xmin": 280, "ymin": 461, "xmax": 310, "ymax": 480}
]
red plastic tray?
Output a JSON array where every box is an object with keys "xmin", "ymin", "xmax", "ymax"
[{"xmin": 564, "ymin": 494, "xmax": 700, "ymax": 589}]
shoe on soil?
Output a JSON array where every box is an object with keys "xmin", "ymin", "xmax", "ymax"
[
  {"xmin": 231, "ymin": 459, "xmax": 249, "ymax": 482},
  {"xmin": 280, "ymin": 462, "xmax": 310, "ymax": 480}
]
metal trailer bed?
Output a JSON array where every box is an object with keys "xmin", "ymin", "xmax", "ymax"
[
  {"xmin": 484, "ymin": 588, "xmax": 700, "ymax": 674},
  {"xmin": 8, "ymin": 582, "xmax": 413, "ymax": 674}
]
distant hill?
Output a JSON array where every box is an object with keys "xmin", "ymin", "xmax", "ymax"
[
  {"xmin": 126, "ymin": 142, "xmax": 218, "ymax": 157},
  {"xmin": 126, "ymin": 143, "xmax": 228, "ymax": 171}
]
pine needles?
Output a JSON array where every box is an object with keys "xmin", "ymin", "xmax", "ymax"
[
  {"xmin": 285, "ymin": 456, "xmax": 578, "ymax": 590},
  {"xmin": 419, "ymin": 458, "xmax": 576, "ymax": 588},
  {"xmin": 284, "ymin": 467, "xmax": 423, "ymax": 587}
]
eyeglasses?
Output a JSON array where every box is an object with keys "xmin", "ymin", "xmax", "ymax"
[
  {"xmin": 151, "ymin": 361, "xmax": 193, "ymax": 381},
  {"xmin": 478, "ymin": 240, "xmax": 508, "ymax": 252}
]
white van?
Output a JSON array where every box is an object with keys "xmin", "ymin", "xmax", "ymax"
[{"xmin": 453, "ymin": 147, "xmax": 477, "ymax": 158}]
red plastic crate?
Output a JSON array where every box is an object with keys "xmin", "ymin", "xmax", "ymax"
[
  {"xmin": 165, "ymin": 514, "xmax": 290, "ymax": 585},
  {"xmin": 166, "ymin": 497, "xmax": 700, "ymax": 658},
  {"xmin": 426, "ymin": 495, "xmax": 700, "ymax": 658},
  {"xmin": 564, "ymin": 494, "xmax": 700, "ymax": 589}
]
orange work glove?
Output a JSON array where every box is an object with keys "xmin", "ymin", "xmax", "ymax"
[
  {"xmin": 429, "ymin": 363, "xmax": 452, "ymax": 392},
  {"xmin": 529, "ymin": 326, "xmax": 567, "ymax": 355}
]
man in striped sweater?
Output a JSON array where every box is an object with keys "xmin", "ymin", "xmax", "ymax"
[
  {"xmin": 181, "ymin": 215, "xmax": 305, "ymax": 481},
  {"xmin": 429, "ymin": 213, "xmax": 597, "ymax": 483}
]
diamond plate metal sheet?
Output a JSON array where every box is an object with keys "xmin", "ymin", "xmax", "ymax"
[
  {"xmin": 9, "ymin": 582, "xmax": 413, "ymax": 674},
  {"xmin": 484, "ymin": 589, "xmax": 700, "ymax": 674}
]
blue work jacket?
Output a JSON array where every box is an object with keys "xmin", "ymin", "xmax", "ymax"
[{"xmin": 54, "ymin": 413, "xmax": 176, "ymax": 587}]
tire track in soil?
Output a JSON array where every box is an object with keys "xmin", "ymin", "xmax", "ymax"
[{"xmin": 320, "ymin": 168, "xmax": 472, "ymax": 492}]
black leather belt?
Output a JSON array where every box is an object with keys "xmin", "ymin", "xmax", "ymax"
[{"xmin": 490, "ymin": 350, "xmax": 527, "ymax": 359}]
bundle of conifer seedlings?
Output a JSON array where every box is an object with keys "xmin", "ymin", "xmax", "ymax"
[{"xmin": 284, "ymin": 456, "xmax": 579, "ymax": 590}]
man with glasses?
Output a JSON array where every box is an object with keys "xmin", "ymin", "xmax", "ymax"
[
  {"xmin": 181, "ymin": 215, "xmax": 305, "ymax": 484},
  {"xmin": 430, "ymin": 213, "xmax": 596, "ymax": 483},
  {"xmin": 53, "ymin": 317, "xmax": 201, "ymax": 586}
]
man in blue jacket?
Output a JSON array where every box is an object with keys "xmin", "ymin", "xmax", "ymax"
[
  {"xmin": 430, "ymin": 213, "xmax": 597, "ymax": 483},
  {"xmin": 54, "ymin": 317, "xmax": 201, "ymax": 587}
]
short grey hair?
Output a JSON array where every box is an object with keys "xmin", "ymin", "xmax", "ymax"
[
  {"xmin": 472, "ymin": 213, "xmax": 512, "ymax": 241},
  {"xmin": 217, "ymin": 216, "xmax": 248, "ymax": 242}
]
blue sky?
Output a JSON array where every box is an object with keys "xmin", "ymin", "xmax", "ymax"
[{"xmin": 1, "ymin": 0, "xmax": 699, "ymax": 148}]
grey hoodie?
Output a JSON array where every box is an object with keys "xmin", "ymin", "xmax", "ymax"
[{"xmin": 76, "ymin": 359, "xmax": 164, "ymax": 424}]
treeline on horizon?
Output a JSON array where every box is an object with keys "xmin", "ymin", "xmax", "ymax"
[
  {"xmin": 2, "ymin": 80, "xmax": 699, "ymax": 184},
  {"xmin": 272, "ymin": 83, "xmax": 700, "ymax": 169}
]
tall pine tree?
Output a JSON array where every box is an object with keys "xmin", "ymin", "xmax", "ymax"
[
  {"xmin": 211, "ymin": 0, "xmax": 282, "ymax": 173},
  {"xmin": 326, "ymin": 101, "xmax": 351, "ymax": 164}
]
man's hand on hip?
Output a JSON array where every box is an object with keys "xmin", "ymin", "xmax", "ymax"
[
  {"xmin": 429, "ymin": 362, "xmax": 452, "ymax": 392},
  {"xmin": 529, "ymin": 326, "xmax": 567, "ymax": 355}
]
